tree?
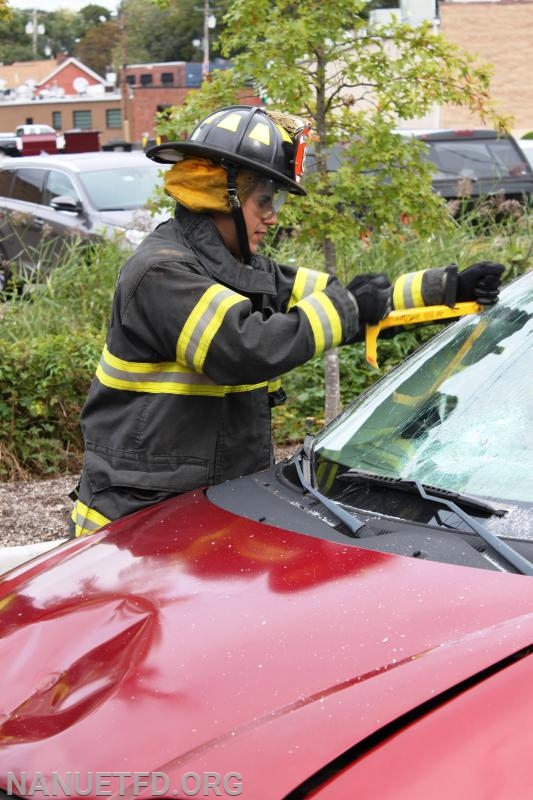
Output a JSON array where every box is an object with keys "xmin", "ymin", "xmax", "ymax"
[
  {"xmin": 155, "ymin": 0, "xmax": 510, "ymax": 421},
  {"xmin": 0, "ymin": 5, "xmax": 111, "ymax": 64},
  {"xmin": 75, "ymin": 20, "xmax": 120, "ymax": 76},
  {"xmin": 120, "ymin": 0, "xmax": 232, "ymax": 65}
]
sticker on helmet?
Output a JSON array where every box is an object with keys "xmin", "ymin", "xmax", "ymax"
[{"xmin": 294, "ymin": 125, "xmax": 311, "ymax": 180}]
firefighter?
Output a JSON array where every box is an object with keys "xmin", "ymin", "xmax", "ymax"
[{"xmin": 70, "ymin": 105, "xmax": 504, "ymax": 536}]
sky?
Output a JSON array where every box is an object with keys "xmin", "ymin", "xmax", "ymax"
[{"xmin": 8, "ymin": 0, "xmax": 118, "ymax": 12}]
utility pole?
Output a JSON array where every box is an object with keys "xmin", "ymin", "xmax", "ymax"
[
  {"xmin": 202, "ymin": 0, "xmax": 210, "ymax": 81},
  {"xmin": 25, "ymin": 9, "xmax": 44, "ymax": 57},
  {"xmin": 119, "ymin": 12, "xmax": 130, "ymax": 143}
]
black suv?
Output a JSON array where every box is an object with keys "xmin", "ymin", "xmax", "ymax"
[
  {"xmin": 407, "ymin": 128, "xmax": 533, "ymax": 205},
  {"xmin": 308, "ymin": 129, "xmax": 533, "ymax": 210}
]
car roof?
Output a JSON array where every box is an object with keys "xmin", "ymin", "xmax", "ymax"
[
  {"xmin": 396, "ymin": 128, "xmax": 506, "ymax": 141},
  {"xmin": 0, "ymin": 150, "xmax": 157, "ymax": 173}
]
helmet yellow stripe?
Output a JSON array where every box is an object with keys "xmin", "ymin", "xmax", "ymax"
[{"xmin": 249, "ymin": 121, "xmax": 271, "ymax": 145}]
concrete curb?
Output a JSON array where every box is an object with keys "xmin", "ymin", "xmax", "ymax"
[{"xmin": 0, "ymin": 539, "xmax": 67, "ymax": 576}]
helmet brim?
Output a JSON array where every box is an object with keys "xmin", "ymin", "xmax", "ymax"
[{"xmin": 146, "ymin": 141, "xmax": 307, "ymax": 196}]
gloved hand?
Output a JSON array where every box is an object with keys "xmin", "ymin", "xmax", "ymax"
[
  {"xmin": 456, "ymin": 262, "xmax": 505, "ymax": 306},
  {"xmin": 347, "ymin": 273, "xmax": 393, "ymax": 325}
]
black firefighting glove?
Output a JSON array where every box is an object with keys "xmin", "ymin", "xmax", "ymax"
[
  {"xmin": 347, "ymin": 273, "xmax": 393, "ymax": 325},
  {"xmin": 456, "ymin": 261, "xmax": 505, "ymax": 306},
  {"xmin": 393, "ymin": 262, "xmax": 505, "ymax": 310}
]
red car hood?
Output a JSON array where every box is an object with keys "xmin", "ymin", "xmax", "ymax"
[{"xmin": 1, "ymin": 490, "xmax": 533, "ymax": 798}]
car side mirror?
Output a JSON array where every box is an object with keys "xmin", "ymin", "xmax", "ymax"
[{"xmin": 50, "ymin": 195, "xmax": 83, "ymax": 213}]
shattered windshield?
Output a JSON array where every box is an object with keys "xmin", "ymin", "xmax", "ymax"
[{"xmin": 312, "ymin": 271, "xmax": 533, "ymax": 506}]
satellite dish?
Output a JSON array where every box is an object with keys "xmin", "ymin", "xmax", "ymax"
[{"xmin": 73, "ymin": 76, "xmax": 89, "ymax": 94}]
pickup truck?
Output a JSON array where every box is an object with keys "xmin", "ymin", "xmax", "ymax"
[
  {"xmin": 0, "ymin": 132, "xmax": 20, "ymax": 157},
  {"xmin": 0, "ymin": 125, "xmax": 65, "ymax": 157}
]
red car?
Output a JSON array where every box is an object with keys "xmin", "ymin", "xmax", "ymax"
[{"xmin": 0, "ymin": 271, "xmax": 532, "ymax": 798}]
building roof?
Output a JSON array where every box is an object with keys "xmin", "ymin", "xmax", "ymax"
[
  {"xmin": 38, "ymin": 56, "xmax": 106, "ymax": 88},
  {"xmin": 0, "ymin": 56, "xmax": 106, "ymax": 94},
  {"xmin": 0, "ymin": 59, "xmax": 54, "ymax": 90}
]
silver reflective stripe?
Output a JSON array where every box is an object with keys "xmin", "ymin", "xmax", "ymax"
[
  {"xmin": 71, "ymin": 500, "xmax": 110, "ymax": 537},
  {"xmin": 96, "ymin": 345, "xmax": 269, "ymax": 395},
  {"xmin": 294, "ymin": 292, "xmax": 342, "ymax": 354},
  {"xmin": 288, "ymin": 268, "xmax": 329, "ymax": 310},
  {"xmin": 177, "ymin": 285, "xmax": 246, "ymax": 372}
]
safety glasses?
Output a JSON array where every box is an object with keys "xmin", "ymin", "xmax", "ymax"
[{"xmin": 253, "ymin": 180, "xmax": 288, "ymax": 219}]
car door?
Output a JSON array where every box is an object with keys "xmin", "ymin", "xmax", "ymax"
[
  {"xmin": 0, "ymin": 165, "xmax": 88, "ymax": 283},
  {"xmin": 0, "ymin": 166, "xmax": 47, "ymax": 278}
]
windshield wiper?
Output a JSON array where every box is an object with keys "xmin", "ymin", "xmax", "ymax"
[
  {"xmin": 340, "ymin": 470, "xmax": 507, "ymax": 517},
  {"xmin": 294, "ymin": 452, "xmax": 366, "ymax": 537},
  {"xmin": 340, "ymin": 470, "xmax": 533, "ymax": 576}
]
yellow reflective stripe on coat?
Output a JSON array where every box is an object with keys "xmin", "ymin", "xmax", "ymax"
[
  {"xmin": 295, "ymin": 293, "xmax": 343, "ymax": 355},
  {"xmin": 177, "ymin": 284, "xmax": 247, "ymax": 372},
  {"xmin": 287, "ymin": 267, "xmax": 329, "ymax": 310},
  {"xmin": 71, "ymin": 500, "xmax": 110, "ymax": 537},
  {"xmin": 393, "ymin": 270, "xmax": 424, "ymax": 309},
  {"xmin": 96, "ymin": 345, "xmax": 270, "ymax": 396}
]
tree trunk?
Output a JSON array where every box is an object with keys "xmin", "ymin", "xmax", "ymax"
[
  {"xmin": 324, "ymin": 348, "xmax": 341, "ymax": 423},
  {"xmin": 323, "ymin": 236, "xmax": 342, "ymax": 423}
]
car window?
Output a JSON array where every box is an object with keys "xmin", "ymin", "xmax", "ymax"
[
  {"xmin": 426, "ymin": 139, "xmax": 528, "ymax": 180},
  {"xmin": 313, "ymin": 273, "xmax": 533, "ymax": 506},
  {"xmin": 44, "ymin": 170, "xmax": 79, "ymax": 204},
  {"xmin": 78, "ymin": 164, "xmax": 161, "ymax": 211},
  {"xmin": 10, "ymin": 168, "xmax": 45, "ymax": 204}
]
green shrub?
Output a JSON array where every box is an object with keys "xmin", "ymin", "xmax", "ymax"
[{"xmin": 0, "ymin": 238, "xmax": 124, "ymax": 479}]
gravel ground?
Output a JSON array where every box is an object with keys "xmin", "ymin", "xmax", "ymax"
[
  {"xmin": 0, "ymin": 473, "xmax": 76, "ymax": 546},
  {"xmin": 0, "ymin": 445, "xmax": 297, "ymax": 547}
]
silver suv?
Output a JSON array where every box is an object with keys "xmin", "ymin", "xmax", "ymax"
[{"xmin": 0, "ymin": 151, "xmax": 168, "ymax": 290}]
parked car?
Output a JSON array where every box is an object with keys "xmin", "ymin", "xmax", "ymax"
[
  {"xmin": 0, "ymin": 151, "xmax": 168, "ymax": 290},
  {"xmin": 403, "ymin": 128, "xmax": 533, "ymax": 207},
  {"xmin": 308, "ymin": 129, "xmax": 533, "ymax": 213},
  {"xmin": 0, "ymin": 131, "xmax": 19, "ymax": 157},
  {"xmin": 0, "ymin": 270, "xmax": 532, "ymax": 798}
]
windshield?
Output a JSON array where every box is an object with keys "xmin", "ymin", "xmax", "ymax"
[
  {"xmin": 79, "ymin": 164, "xmax": 161, "ymax": 211},
  {"xmin": 312, "ymin": 271, "xmax": 533, "ymax": 507}
]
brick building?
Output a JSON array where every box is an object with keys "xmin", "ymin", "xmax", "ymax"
[
  {"xmin": 0, "ymin": 55, "xmax": 259, "ymax": 148},
  {"xmin": 0, "ymin": 56, "xmax": 122, "ymax": 146},
  {"xmin": 438, "ymin": 0, "xmax": 533, "ymax": 137},
  {"xmin": 121, "ymin": 59, "xmax": 261, "ymax": 144}
]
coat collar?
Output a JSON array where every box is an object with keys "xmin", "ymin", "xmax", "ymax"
[{"xmin": 175, "ymin": 206, "xmax": 276, "ymax": 296}]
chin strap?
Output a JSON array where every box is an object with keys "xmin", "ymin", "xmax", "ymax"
[{"xmin": 223, "ymin": 161, "xmax": 252, "ymax": 264}]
